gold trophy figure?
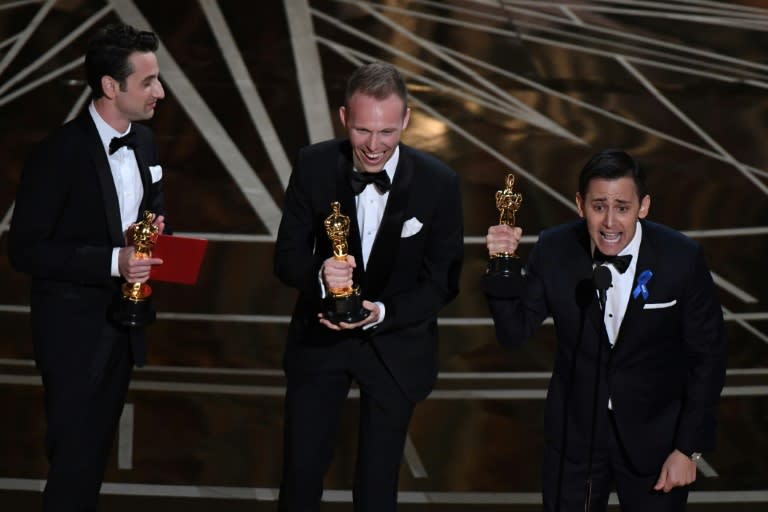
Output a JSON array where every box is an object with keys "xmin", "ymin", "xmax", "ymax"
[
  {"xmin": 486, "ymin": 173, "xmax": 524, "ymax": 277},
  {"xmin": 111, "ymin": 210, "xmax": 160, "ymax": 327},
  {"xmin": 323, "ymin": 202, "xmax": 369, "ymax": 324}
]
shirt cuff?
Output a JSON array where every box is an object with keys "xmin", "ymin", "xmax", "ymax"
[
  {"xmin": 318, "ymin": 269, "xmax": 327, "ymax": 298},
  {"xmin": 111, "ymin": 247, "xmax": 121, "ymax": 277}
]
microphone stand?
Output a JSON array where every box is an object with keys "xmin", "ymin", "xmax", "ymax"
[{"xmin": 586, "ymin": 266, "xmax": 611, "ymax": 511}]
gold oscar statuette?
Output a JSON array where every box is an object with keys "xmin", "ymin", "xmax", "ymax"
[
  {"xmin": 486, "ymin": 173, "xmax": 524, "ymax": 277},
  {"xmin": 110, "ymin": 210, "xmax": 160, "ymax": 327},
  {"xmin": 323, "ymin": 201, "xmax": 369, "ymax": 324}
]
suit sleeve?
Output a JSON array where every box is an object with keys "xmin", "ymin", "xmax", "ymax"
[
  {"xmin": 482, "ymin": 238, "xmax": 550, "ymax": 348},
  {"xmin": 8, "ymin": 139, "xmax": 113, "ymax": 285},
  {"xmin": 379, "ymin": 171, "xmax": 464, "ymax": 331},
  {"xmin": 273, "ymin": 148, "xmax": 321, "ymax": 298},
  {"xmin": 675, "ymin": 244, "xmax": 727, "ymax": 455}
]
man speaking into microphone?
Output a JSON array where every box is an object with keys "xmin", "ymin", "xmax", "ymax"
[{"xmin": 482, "ymin": 149, "xmax": 726, "ymax": 512}]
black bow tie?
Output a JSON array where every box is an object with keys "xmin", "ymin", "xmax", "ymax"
[
  {"xmin": 593, "ymin": 249, "xmax": 632, "ymax": 274},
  {"xmin": 349, "ymin": 169, "xmax": 391, "ymax": 194},
  {"xmin": 109, "ymin": 131, "xmax": 136, "ymax": 155}
]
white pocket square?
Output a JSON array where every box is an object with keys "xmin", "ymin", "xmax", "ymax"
[
  {"xmin": 643, "ymin": 300, "xmax": 677, "ymax": 310},
  {"xmin": 401, "ymin": 217, "xmax": 423, "ymax": 238},
  {"xmin": 149, "ymin": 165, "xmax": 163, "ymax": 183}
]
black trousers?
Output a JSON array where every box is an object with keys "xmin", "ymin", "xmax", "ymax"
[
  {"xmin": 279, "ymin": 337, "xmax": 415, "ymax": 512},
  {"xmin": 40, "ymin": 323, "xmax": 134, "ymax": 512},
  {"xmin": 543, "ymin": 411, "xmax": 689, "ymax": 512}
]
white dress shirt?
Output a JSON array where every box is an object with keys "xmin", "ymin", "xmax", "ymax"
[
  {"xmin": 88, "ymin": 103, "xmax": 144, "ymax": 277},
  {"xmin": 600, "ymin": 221, "xmax": 642, "ymax": 346}
]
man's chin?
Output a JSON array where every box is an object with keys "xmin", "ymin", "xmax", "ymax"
[
  {"xmin": 596, "ymin": 242, "xmax": 624, "ymax": 255},
  {"xmin": 356, "ymin": 162, "xmax": 385, "ymax": 174}
]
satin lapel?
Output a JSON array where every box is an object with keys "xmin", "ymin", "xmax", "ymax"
[
  {"xmin": 364, "ymin": 145, "xmax": 412, "ymax": 297},
  {"xmin": 576, "ymin": 223, "xmax": 610, "ymax": 343},
  {"xmin": 82, "ymin": 115, "xmax": 124, "ymax": 246},
  {"xmin": 613, "ymin": 226, "xmax": 658, "ymax": 353},
  {"xmin": 334, "ymin": 147, "xmax": 365, "ymax": 287},
  {"xmin": 133, "ymin": 135, "xmax": 152, "ymax": 220}
]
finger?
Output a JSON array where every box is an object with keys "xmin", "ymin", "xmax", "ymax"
[
  {"xmin": 132, "ymin": 259, "xmax": 160, "ymax": 270},
  {"xmin": 320, "ymin": 319, "xmax": 341, "ymax": 331},
  {"xmin": 340, "ymin": 318, "xmax": 372, "ymax": 329},
  {"xmin": 345, "ymin": 313, "xmax": 377, "ymax": 329},
  {"xmin": 317, "ymin": 314, "xmax": 341, "ymax": 331},
  {"xmin": 491, "ymin": 224, "xmax": 514, "ymax": 235}
]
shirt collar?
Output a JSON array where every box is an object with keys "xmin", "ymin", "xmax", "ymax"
[{"xmin": 88, "ymin": 102, "xmax": 131, "ymax": 156}]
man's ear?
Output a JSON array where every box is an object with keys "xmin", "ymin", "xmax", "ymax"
[
  {"xmin": 575, "ymin": 192, "xmax": 585, "ymax": 218},
  {"xmin": 639, "ymin": 195, "xmax": 651, "ymax": 219},
  {"xmin": 338, "ymin": 106, "xmax": 347, "ymax": 128},
  {"xmin": 401, "ymin": 106, "xmax": 411, "ymax": 131},
  {"xmin": 101, "ymin": 75, "xmax": 118, "ymax": 100}
]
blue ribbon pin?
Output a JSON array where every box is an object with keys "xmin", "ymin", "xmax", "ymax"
[{"xmin": 632, "ymin": 270, "xmax": 653, "ymax": 300}]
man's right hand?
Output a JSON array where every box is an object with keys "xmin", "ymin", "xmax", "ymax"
[
  {"xmin": 321, "ymin": 255, "xmax": 356, "ymax": 291},
  {"xmin": 486, "ymin": 224, "xmax": 523, "ymax": 257},
  {"xmin": 118, "ymin": 246, "xmax": 163, "ymax": 283}
]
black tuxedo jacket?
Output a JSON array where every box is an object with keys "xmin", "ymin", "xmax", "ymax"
[
  {"xmin": 484, "ymin": 219, "xmax": 726, "ymax": 473},
  {"xmin": 9, "ymin": 112, "xmax": 166, "ymax": 370},
  {"xmin": 274, "ymin": 139, "xmax": 464, "ymax": 402}
]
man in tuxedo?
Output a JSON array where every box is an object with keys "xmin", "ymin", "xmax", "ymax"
[
  {"xmin": 8, "ymin": 23, "xmax": 167, "ymax": 511},
  {"xmin": 482, "ymin": 149, "xmax": 726, "ymax": 511},
  {"xmin": 274, "ymin": 62, "xmax": 464, "ymax": 511}
]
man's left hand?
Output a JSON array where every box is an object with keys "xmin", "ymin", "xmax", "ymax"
[{"xmin": 654, "ymin": 449, "xmax": 697, "ymax": 493}]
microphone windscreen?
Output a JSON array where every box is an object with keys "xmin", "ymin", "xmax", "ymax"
[{"xmin": 593, "ymin": 265, "xmax": 612, "ymax": 291}]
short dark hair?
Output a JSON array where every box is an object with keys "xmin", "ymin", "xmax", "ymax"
[
  {"xmin": 85, "ymin": 23, "xmax": 159, "ymax": 99},
  {"xmin": 344, "ymin": 62, "xmax": 408, "ymax": 114},
  {"xmin": 578, "ymin": 149, "xmax": 648, "ymax": 199}
]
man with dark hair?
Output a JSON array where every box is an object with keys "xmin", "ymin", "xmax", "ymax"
[
  {"xmin": 483, "ymin": 149, "xmax": 726, "ymax": 511},
  {"xmin": 9, "ymin": 22, "xmax": 167, "ymax": 510},
  {"xmin": 274, "ymin": 61, "xmax": 464, "ymax": 511}
]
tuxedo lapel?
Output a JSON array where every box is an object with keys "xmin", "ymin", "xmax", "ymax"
[
  {"xmin": 575, "ymin": 224, "xmax": 611, "ymax": 345},
  {"xmin": 364, "ymin": 145, "xmax": 413, "ymax": 297},
  {"xmin": 334, "ymin": 148, "xmax": 365, "ymax": 286},
  {"xmin": 133, "ymin": 137, "xmax": 152, "ymax": 220},
  {"xmin": 81, "ymin": 115, "xmax": 124, "ymax": 246}
]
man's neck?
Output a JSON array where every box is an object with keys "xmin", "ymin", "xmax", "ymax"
[{"xmin": 92, "ymin": 98, "xmax": 130, "ymax": 133}]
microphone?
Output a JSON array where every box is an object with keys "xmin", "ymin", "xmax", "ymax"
[
  {"xmin": 586, "ymin": 264, "xmax": 612, "ymax": 510},
  {"xmin": 593, "ymin": 265, "xmax": 612, "ymax": 312}
]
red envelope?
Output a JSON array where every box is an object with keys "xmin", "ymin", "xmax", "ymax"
[{"xmin": 150, "ymin": 234, "xmax": 208, "ymax": 284}]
